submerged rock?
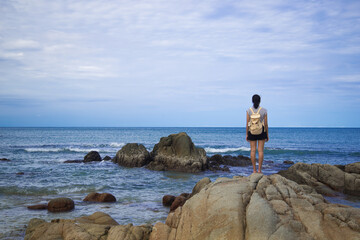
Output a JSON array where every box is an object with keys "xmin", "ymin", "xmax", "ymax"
[
  {"xmin": 83, "ymin": 192, "xmax": 116, "ymax": 203},
  {"xmin": 207, "ymin": 154, "xmax": 251, "ymax": 171},
  {"xmin": 113, "ymin": 143, "xmax": 151, "ymax": 167},
  {"xmin": 47, "ymin": 197, "xmax": 74, "ymax": 212},
  {"xmin": 84, "ymin": 151, "xmax": 102, "ymax": 162},
  {"xmin": 278, "ymin": 162, "xmax": 360, "ymax": 196},
  {"xmin": 147, "ymin": 132, "xmax": 207, "ymax": 173},
  {"xmin": 149, "ymin": 174, "xmax": 360, "ymax": 240},
  {"xmin": 0, "ymin": 158, "xmax": 10, "ymax": 162},
  {"xmin": 63, "ymin": 160, "xmax": 84, "ymax": 163}
]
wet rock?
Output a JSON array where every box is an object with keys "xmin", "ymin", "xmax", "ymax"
[
  {"xmin": 103, "ymin": 155, "xmax": 112, "ymax": 161},
  {"xmin": 47, "ymin": 197, "xmax": 74, "ymax": 212},
  {"xmin": 170, "ymin": 196, "xmax": 187, "ymax": 212},
  {"xmin": 63, "ymin": 160, "xmax": 83, "ymax": 163},
  {"xmin": 113, "ymin": 143, "xmax": 151, "ymax": 167},
  {"xmin": 83, "ymin": 192, "xmax": 116, "ymax": 202},
  {"xmin": 0, "ymin": 158, "xmax": 10, "ymax": 162},
  {"xmin": 283, "ymin": 160, "xmax": 294, "ymax": 164},
  {"xmin": 16, "ymin": 172, "xmax": 25, "ymax": 175},
  {"xmin": 162, "ymin": 195, "xmax": 176, "ymax": 207},
  {"xmin": 147, "ymin": 132, "xmax": 207, "ymax": 173},
  {"xmin": 207, "ymin": 154, "xmax": 251, "ymax": 172},
  {"xmin": 84, "ymin": 151, "xmax": 102, "ymax": 162},
  {"xmin": 27, "ymin": 204, "xmax": 48, "ymax": 210}
]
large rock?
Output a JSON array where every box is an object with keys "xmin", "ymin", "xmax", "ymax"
[
  {"xmin": 47, "ymin": 198, "xmax": 74, "ymax": 212},
  {"xmin": 113, "ymin": 143, "xmax": 151, "ymax": 167},
  {"xmin": 84, "ymin": 151, "xmax": 102, "ymax": 162},
  {"xmin": 278, "ymin": 162, "xmax": 360, "ymax": 196},
  {"xmin": 25, "ymin": 212, "xmax": 120, "ymax": 240},
  {"xmin": 149, "ymin": 174, "xmax": 360, "ymax": 240},
  {"xmin": 83, "ymin": 192, "xmax": 116, "ymax": 202},
  {"xmin": 147, "ymin": 132, "xmax": 207, "ymax": 173}
]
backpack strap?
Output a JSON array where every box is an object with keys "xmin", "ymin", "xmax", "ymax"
[
  {"xmin": 256, "ymin": 107, "xmax": 262, "ymax": 114},
  {"xmin": 249, "ymin": 108, "xmax": 255, "ymax": 114}
]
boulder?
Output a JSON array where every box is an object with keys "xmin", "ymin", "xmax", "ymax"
[
  {"xmin": 278, "ymin": 162, "xmax": 360, "ymax": 196},
  {"xmin": 147, "ymin": 132, "xmax": 207, "ymax": 173},
  {"xmin": 83, "ymin": 192, "xmax": 116, "ymax": 203},
  {"xmin": 27, "ymin": 204, "xmax": 48, "ymax": 210},
  {"xmin": 283, "ymin": 160, "xmax": 294, "ymax": 164},
  {"xmin": 84, "ymin": 151, "xmax": 102, "ymax": 162},
  {"xmin": 103, "ymin": 155, "xmax": 112, "ymax": 161},
  {"xmin": 25, "ymin": 212, "xmax": 120, "ymax": 240},
  {"xmin": 0, "ymin": 158, "xmax": 10, "ymax": 161},
  {"xmin": 113, "ymin": 143, "xmax": 151, "ymax": 167},
  {"xmin": 149, "ymin": 174, "xmax": 360, "ymax": 240},
  {"xmin": 207, "ymin": 154, "xmax": 251, "ymax": 171},
  {"xmin": 162, "ymin": 195, "xmax": 176, "ymax": 207},
  {"xmin": 47, "ymin": 198, "xmax": 74, "ymax": 212},
  {"xmin": 170, "ymin": 196, "xmax": 187, "ymax": 212}
]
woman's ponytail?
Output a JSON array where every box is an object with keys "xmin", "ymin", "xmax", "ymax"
[{"xmin": 252, "ymin": 94, "xmax": 261, "ymax": 109}]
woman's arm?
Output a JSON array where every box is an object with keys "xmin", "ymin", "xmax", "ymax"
[
  {"xmin": 264, "ymin": 114, "xmax": 269, "ymax": 142},
  {"xmin": 246, "ymin": 112, "xmax": 250, "ymax": 142}
]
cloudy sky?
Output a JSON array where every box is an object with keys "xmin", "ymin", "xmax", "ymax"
[{"xmin": 1, "ymin": 0, "xmax": 360, "ymax": 127}]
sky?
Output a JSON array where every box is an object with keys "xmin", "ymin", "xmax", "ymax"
[{"xmin": 0, "ymin": 0, "xmax": 360, "ymax": 127}]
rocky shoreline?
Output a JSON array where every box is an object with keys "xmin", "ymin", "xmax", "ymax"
[{"xmin": 25, "ymin": 164, "xmax": 360, "ymax": 239}]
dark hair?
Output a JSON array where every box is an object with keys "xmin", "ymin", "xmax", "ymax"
[{"xmin": 252, "ymin": 94, "xmax": 261, "ymax": 109}]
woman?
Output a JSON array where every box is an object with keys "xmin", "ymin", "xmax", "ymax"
[{"xmin": 246, "ymin": 94, "xmax": 269, "ymax": 173}]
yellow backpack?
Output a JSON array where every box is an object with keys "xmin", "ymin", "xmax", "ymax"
[{"xmin": 248, "ymin": 107, "xmax": 263, "ymax": 135}]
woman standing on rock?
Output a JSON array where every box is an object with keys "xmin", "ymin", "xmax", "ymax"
[{"xmin": 246, "ymin": 94, "xmax": 269, "ymax": 173}]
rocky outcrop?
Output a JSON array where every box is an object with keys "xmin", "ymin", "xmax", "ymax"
[
  {"xmin": 207, "ymin": 154, "xmax": 251, "ymax": 171},
  {"xmin": 147, "ymin": 132, "xmax": 207, "ymax": 173},
  {"xmin": 83, "ymin": 193, "xmax": 116, "ymax": 202},
  {"xmin": 47, "ymin": 198, "xmax": 74, "ymax": 212},
  {"xmin": 25, "ymin": 212, "xmax": 152, "ymax": 240},
  {"xmin": 113, "ymin": 143, "xmax": 151, "ymax": 167},
  {"xmin": 103, "ymin": 156, "xmax": 112, "ymax": 161},
  {"xmin": 278, "ymin": 162, "xmax": 360, "ymax": 196},
  {"xmin": 84, "ymin": 151, "xmax": 102, "ymax": 162},
  {"xmin": 149, "ymin": 174, "xmax": 360, "ymax": 240}
]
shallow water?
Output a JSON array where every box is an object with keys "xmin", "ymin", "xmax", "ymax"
[{"xmin": 0, "ymin": 127, "xmax": 359, "ymax": 238}]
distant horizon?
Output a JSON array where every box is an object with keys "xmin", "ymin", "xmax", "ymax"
[{"xmin": 1, "ymin": 125, "xmax": 359, "ymax": 128}]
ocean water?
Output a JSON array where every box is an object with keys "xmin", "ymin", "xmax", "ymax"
[{"xmin": 0, "ymin": 127, "xmax": 360, "ymax": 238}]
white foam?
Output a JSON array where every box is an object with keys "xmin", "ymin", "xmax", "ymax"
[
  {"xmin": 56, "ymin": 186, "xmax": 103, "ymax": 194},
  {"xmin": 205, "ymin": 147, "xmax": 251, "ymax": 153},
  {"xmin": 109, "ymin": 142, "xmax": 125, "ymax": 148}
]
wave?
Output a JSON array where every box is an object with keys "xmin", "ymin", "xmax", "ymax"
[
  {"xmin": 24, "ymin": 147, "xmax": 102, "ymax": 153},
  {"xmin": 109, "ymin": 142, "xmax": 126, "ymax": 148},
  {"xmin": 0, "ymin": 185, "xmax": 106, "ymax": 196},
  {"xmin": 205, "ymin": 147, "xmax": 251, "ymax": 153}
]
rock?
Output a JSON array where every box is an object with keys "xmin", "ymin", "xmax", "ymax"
[
  {"xmin": 190, "ymin": 177, "xmax": 211, "ymax": 197},
  {"xmin": 170, "ymin": 196, "xmax": 187, "ymax": 212},
  {"xmin": 180, "ymin": 193, "xmax": 190, "ymax": 199},
  {"xmin": 162, "ymin": 195, "xmax": 176, "ymax": 207},
  {"xmin": 0, "ymin": 158, "xmax": 10, "ymax": 161},
  {"xmin": 147, "ymin": 132, "xmax": 207, "ymax": 173},
  {"xmin": 113, "ymin": 143, "xmax": 151, "ymax": 167},
  {"xmin": 207, "ymin": 154, "xmax": 251, "ymax": 172},
  {"xmin": 64, "ymin": 160, "xmax": 84, "ymax": 163},
  {"xmin": 107, "ymin": 223, "xmax": 152, "ymax": 240},
  {"xmin": 278, "ymin": 162, "xmax": 360, "ymax": 196},
  {"xmin": 47, "ymin": 197, "xmax": 74, "ymax": 212},
  {"xmin": 283, "ymin": 160, "xmax": 294, "ymax": 164},
  {"xmin": 27, "ymin": 204, "xmax": 48, "ymax": 210},
  {"xmin": 16, "ymin": 172, "xmax": 24, "ymax": 175},
  {"xmin": 84, "ymin": 151, "xmax": 102, "ymax": 162},
  {"xmin": 150, "ymin": 174, "xmax": 360, "ymax": 240},
  {"xmin": 25, "ymin": 212, "xmax": 119, "ymax": 240},
  {"xmin": 83, "ymin": 192, "xmax": 116, "ymax": 202},
  {"xmin": 103, "ymin": 155, "xmax": 112, "ymax": 161}
]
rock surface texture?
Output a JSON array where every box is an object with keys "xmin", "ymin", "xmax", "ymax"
[
  {"xmin": 149, "ymin": 174, "xmax": 360, "ymax": 240},
  {"xmin": 147, "ymin": 132, "xmax": 207, "ymax": 173},
  {"xmin": 113, "ymin": 143, "xmax": 151, "ymax": 167},
  {"xmin": 47, "ymin": 198, "xmax": 74, "ymax": 213},
  {"xmin": 278, "ymin": 162, "xmax": 360, "ymax": 196}
]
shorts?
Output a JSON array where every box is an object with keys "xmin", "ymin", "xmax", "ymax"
[{"xmin": 247, "ymin": 127, "xmax": 268, "ymax": 141}]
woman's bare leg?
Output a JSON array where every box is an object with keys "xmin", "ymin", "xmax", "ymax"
[
  {"xmin": 257, "ymin": 140, "xmax": 265, "ymax": 173},
  {"xmin": 250, "ymin": 141, "xmax": 257, "ymax": 173}
]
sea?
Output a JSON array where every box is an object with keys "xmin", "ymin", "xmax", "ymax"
[{"xmin": 0, "ymin": 127, "xmax": 360, "ymax": 239}]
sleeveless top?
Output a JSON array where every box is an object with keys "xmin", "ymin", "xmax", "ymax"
[{"xmin": 247, "ymin": 106, "xmax": 267, "ymax": 123}]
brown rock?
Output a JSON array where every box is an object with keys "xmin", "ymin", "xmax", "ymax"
[
  {"xmin": 83, "ymin": 192, "xmax": 116, "ymax": 202},
  {"xmin": 16, "ymin": 172, "xmax": 25, "ymax": 175},
  {"xmin": 0, "ymin": 158, "xmax": 10, "ymax": 161},
  {"xmin": 170, "ymin": 196, "xmax": 187, "ymax": 212},
  {"xmin": 345, "ymin": 162, "xmax": 360, "ymax": 174},
  {"xmin": 107, "ymin": 223, "xmax": 152, "ymax": 240},
  {"xmin": 180, "ymin": 193, "xmax": 190, "ymax": 199},
  {"xmin": 190, "ymin": 177, "xmax": 211, "ymax": 197},
  {"xmin": 47, "ymin": 198, "xmax": 74, "ymax": 212},
  {"xmin": 162, "ymin": 195, "xmax": 176, "ymax": 207},
  {"xmin": 63, "ymin": 160, "xmax": 84, "ymax": 163},
  {"xmin": 283, "ymin": 160, "xmax": 294, "ymax": 164},
  {"xmin": 27, "ymin": 204, "xmax": 48, "ymax": 210}
]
